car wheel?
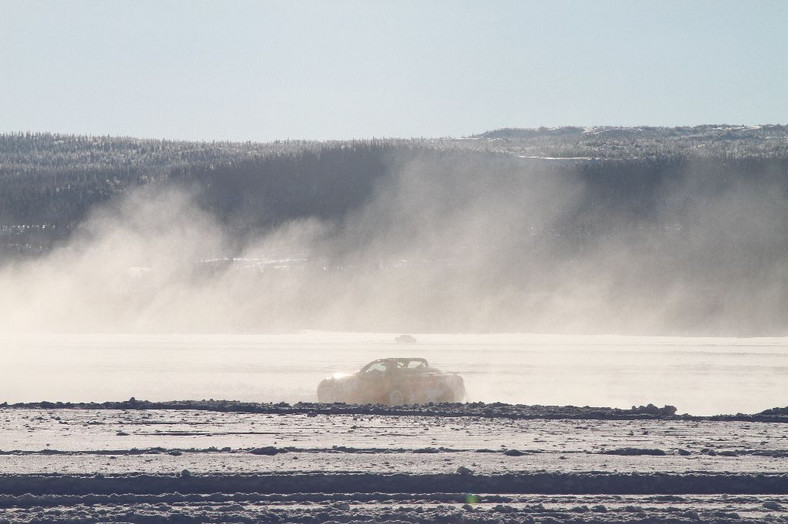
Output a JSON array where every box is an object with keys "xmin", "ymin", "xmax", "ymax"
[
  {"xmin": 437, "ymin": 392, "xmax": 454, "ymax": 403},
  {"xmin": 318, "ymin": 383, "xmax": 339, "ymax": 403},
  {"xmin": 388, "ymin": 389, "xmax": 406, "ymax": 406}
]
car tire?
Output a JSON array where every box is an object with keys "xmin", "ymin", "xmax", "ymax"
[
  {"xmin": 388, "ymin": 389, "xmax": 406, "ymax": 406},
  {"xmin": 317, "ymin": 383, "xmax": 339, "ymax": 403},
  {"xmin": 437, "ymin": 392, "xmax": 454, "ymax": 403}
]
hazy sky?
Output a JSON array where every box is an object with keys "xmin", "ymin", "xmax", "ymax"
[{"xmin": 1, "ymin": 0, "xmax": 786, "ymax": 141}]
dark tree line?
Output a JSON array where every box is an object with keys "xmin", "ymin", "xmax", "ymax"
[
  {"xmin": 0, "ymin": 134, "xmax": 418, "ymax": 257},
  {"xmin": 171, "ymin": 141, "xmax": 405, "ymax": 234},
  {"xmin": 1, "ymin": 128, "xmax": 787, "ymax": 261}
]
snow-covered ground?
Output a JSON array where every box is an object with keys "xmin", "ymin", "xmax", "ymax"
[
  {"xmin": 2, "ymin": 332, "xmax": 785, "ymax": 521},
  {"xmin": 2, "ymin": 332, "xmax": 786, "ymax": 415},
  {"xmin": 0, "ymin": 404, "xmax": 786, "ymax": 523}
]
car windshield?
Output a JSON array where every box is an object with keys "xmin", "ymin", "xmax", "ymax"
[
  {"xmin": 361, "ymin": 359, "xmax": 428, "ymax": 374},
  {"xmin": 363, "ymin": 362, "xmax": 388, "ymax": 374}
]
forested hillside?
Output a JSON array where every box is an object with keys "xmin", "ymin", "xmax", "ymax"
[
  {"xmin": 2, "ymin": 126, "xmax": 787, "ymax": 259},
  {"xmin": 0, "ymin": 133, "xmax": 406, "ymax": 256},
  {"xmin": 2, "ymin": 126, "xmax": 788, "ymax": 334}
]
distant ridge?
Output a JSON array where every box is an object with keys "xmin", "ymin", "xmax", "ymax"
[
  {"xmin": 472, "ymin": 124, "xmax": 788, "ymax": 141},
  {"xmin": 473, "ymin": 127, "xmax": 585, "ymax": 139}
]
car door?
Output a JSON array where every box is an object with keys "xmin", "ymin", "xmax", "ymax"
[{"xmin": 356, "ymin": 361, "xmax": 389, "ymax": 403}]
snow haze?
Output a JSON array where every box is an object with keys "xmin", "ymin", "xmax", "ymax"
[{"xmin": 2, "ymin": 150, "xmax": 788, "ymax": 335}]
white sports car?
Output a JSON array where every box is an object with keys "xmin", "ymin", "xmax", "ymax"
[{"xmin": 317, "ymin": 358, "xmax": 465, "ymax": 405}]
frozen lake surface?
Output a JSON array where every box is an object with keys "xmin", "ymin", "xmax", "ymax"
[{"xmin": 2, "ymin": 332, "xmax": 786, "ymax": 415}]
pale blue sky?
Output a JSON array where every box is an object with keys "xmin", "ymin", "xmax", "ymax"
[{"xmin": 1, "ymin": 0, "xmax": 786, "ymax": 141}]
